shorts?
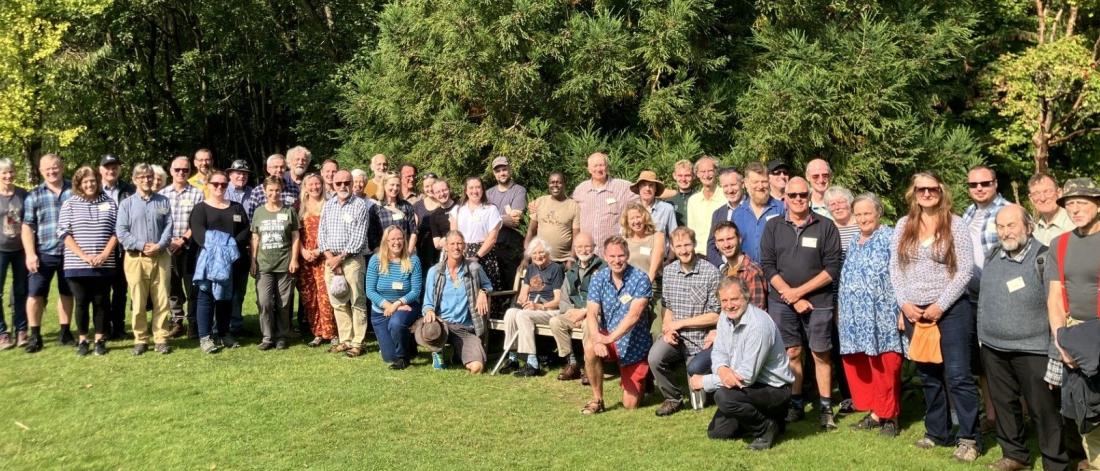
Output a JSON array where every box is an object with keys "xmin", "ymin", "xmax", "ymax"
[
  {"xmin": 768, "ymin": 297, "xmax": 833, "ymax": 353},
  {"xmin": 445, "ymin": 322, "xmax": 486, "ymax": 366},
  {"xmin": 28, "ymin": 253, "xmax": 72, "ymax": 298},
  {"xmin": 603, "ymin": 330, "xmax": 650, "ymax": 397}
]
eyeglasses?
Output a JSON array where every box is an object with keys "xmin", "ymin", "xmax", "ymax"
[
  {"xmin": 915, "ymin": 186, "xmax": 942, "ymax": 195},
  {"xmin": 967, "ymin": 180, "xmax": 995, "ymax": 189},
  {"xmin": 770, "ymin": 170, "xmax": 789, "ymax": 177},
  {"xmin": 1029, "ymin": 189, "xmax": 1056, "ymax": 198},
  {"xmin": 171, "ymin": 168, "xmax": 189, "ymax": 173},
  {"xmin": 208, "ymin": 182, "xmax": 227, "ymax": 188},
  {"xmin": 786, "ymin": 192, "xmax": 809, "ymax": 200},
  {"xmin": 333, "ymin": 181, "xmax": 351, "ymax": 187}
]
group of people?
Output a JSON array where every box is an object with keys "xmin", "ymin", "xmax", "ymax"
[{"xmin": 2, "ymin": 148, "xmax": 1099, "ymax": 469}]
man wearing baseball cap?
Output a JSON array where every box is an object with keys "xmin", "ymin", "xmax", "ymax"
[
  {"xmin": 486, "ymin": 156, "xmax": 527, "ymax": 291},
  {"xmin": 767, "ymin": 159, "xmax": 790, "ymax": 201},
  {"xmin": 225, "ymin": 159, "xmax": 254, "ymax": 336},
  {"xmin": 100, "ymin": 154, "xmax": 135, "ymax": 340}
]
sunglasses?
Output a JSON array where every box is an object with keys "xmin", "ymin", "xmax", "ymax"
[
  {"xmin": 915, "ymin": 186, "xmax": 941, "ymax": 195},
  {"xmin": 171, "ymin": 168, "xmax": 189, "ymax": 173},
  {"xmin": 333, "ymin": 180, "xmax": 351, "ymax": 187},
  {"xmin": 786, "ymin": 192, "xmax": 809, "ymax": 200},
  {"xmin": 208, "ymin": 182, "xmax": 227, "ymax": 188},
  {"xmin": 770, "ymin": 170, "xmax": 789, "ymax": 176},
  {"xmin": 967, "ymin": 180, "xmax": 994, "ymax": 189},
  {"xmin": 424, "ymin": 172, "xmax": 438, "ymax": 179}
]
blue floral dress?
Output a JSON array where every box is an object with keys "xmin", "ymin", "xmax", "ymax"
[{"xmin": 838, "ymin": 225, "xmax": 903, "ymax": 356}]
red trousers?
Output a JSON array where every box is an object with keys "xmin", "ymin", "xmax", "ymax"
[{"xmin": 842, "ymin": 352, "xmax": 903, "ymax": 420}]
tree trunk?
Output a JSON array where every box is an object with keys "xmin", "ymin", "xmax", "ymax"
[{"xmin": 1033, "ymin": 130, "xmax": 1049, "ymax": 174}]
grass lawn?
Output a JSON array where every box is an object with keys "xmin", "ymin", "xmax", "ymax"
[{"xmin": 1, "ymin": 283, "xmax": 1019, "ymax": 469}]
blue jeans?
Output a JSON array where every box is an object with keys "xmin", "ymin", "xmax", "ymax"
[
  {"xmin": 370, "ymin": 304, "xmax": 420, "ymax": 363},
  {"xmin": 0, "ymin": 250, "xmax": 28, "ymax": 334},
  {"xmin": 905, "ymin": 298, "xmax": 980, "ymax": 446},
  {"xmin": 195, "ymin": 285, "xmax": 231, "ymax": 339},
  {"xmin": 687, "ymin": 347, "xmax": 712, "ymax": 376}
]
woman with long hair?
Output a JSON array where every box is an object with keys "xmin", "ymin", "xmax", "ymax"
[
  {"xmin": 620, "ymin": 201, "xmax": 664, "ymax": 282},
  {"xmin": 889, "ymin": 172, "xmax": 978, "ymax": 461},
  {"xmin": 449, "ymin": 176, "xmax": 502, "ymax": 289},
  {"xmin": 376, "ymin": 173, "xmax": 418, "ymax": 250},
  {"xmin": 297, "ymin": 174, "xmax": 337, "ymax": 346},
  {"xmin": 365, "ymin": 226, "xmax": 423, "ymax": 370},
  {"xmin": 58, "ymin": 166, "xmax": 118, "ymax": 356}
]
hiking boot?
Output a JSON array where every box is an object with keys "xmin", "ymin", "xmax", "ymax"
[
  {"xmin": 389, "ymin": 358, "xmax": 409, "ymax": 370},
  {"xmin": 785, "ymin": 404, "xmax": 805, "ymax": 423},
  {"xmin": 987, "ymin": 457, "xmax": 1029, "ymax": 471},
  {"xmin": 220, "ymin": 335, "xmax": 240, "ymax": 348},
  {"xmin": 879, "ymin": 420, "xmax": 899, "ymax": 437},
  {"xmin": 953, "ymin": 438, "xmax": 980, "ymax": 462},
  {"xmin": 257, "ymin": 342, "xmax": 275, "ymax": 351},
  {"xmin": 850, "ymin": 414, "xmax": 881, "ymax": 431},
  {"xmin": 275, "ymin": 340, "xmax": 288, "ymax": 350},
  {"xmin": 749, "ymin": 419, "xmax": 780, "ymax": 451},
  {"xmin": 837, "ymin": 398, "xmax": 855, "ymax": 416},
  {"xmin": 94, "ymin": 340, "xmax": 108, "ymax": 356},
  {"xmin": 132, "ymin": 343, "xmax": 148, "ymax": 356},
  {"xmin": 200, "ymin": 336, "xmax": 220, "ymax": 354},
  {"xmin": 154, "ymin": 343, "xmax": 171, "ymax": 354},
  {"xmin": 557, "ymin": 363, "xmax": 582, "ymax": 381},
  {"xmin": 59, "ymin": 329, "xmax": 76, "ymax": 346},
  {"xmin": 24, "ymin": 334, "xmax": 42, "ymax": 353},
  {"xmin": 655, "ymin": 399, "xmax": 684, "ymax": 417},
  {"xmin": 820, "ymin": 408, "xmax": 837, "ymax": 430},
  {"xmin": 76, "ymin": 340, "xmax": 90, "ymax": 356},
  {"xmin": 498, "ymin": 360, "xmax": 520, "ymax": 375},
  {"xmin": 513, "ymin": 365, "xmax": 543, "ymax": 378},
  {"xmin": 914, "ymin": 437, "xmax": 937, "ymax": 449},
  {"xmin": 0, "ymin": 333, "xmax": 13, "ymax": 350}
]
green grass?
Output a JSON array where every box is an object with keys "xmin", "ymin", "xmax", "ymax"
[{"xmin": 1, "ymin": 283, "xmax": 1019, "ymax": 469}]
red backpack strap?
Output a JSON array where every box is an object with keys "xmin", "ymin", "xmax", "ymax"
[{"xmin": 1054, "ymin": 233, "xmax": 1071, "ymax": 314}]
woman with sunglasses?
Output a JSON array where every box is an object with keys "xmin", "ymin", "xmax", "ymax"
[
  {"xmin": 889, "ymin": 172, "xmax": 978, "ymax": 461},
  {"xmin": 190, "ymin": 171, "xmax": 251, "ymax": 353}
]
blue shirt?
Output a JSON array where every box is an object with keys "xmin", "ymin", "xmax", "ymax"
[
  {"xmin": 838, "ymin": 226, "xmax": 903, "ymax": 356},
  {"xmin": 647, "ymin": 200, "xmax": 678, "ymax": 239},
  {"xmin": 23, "ymin": 181, "xmax": 72, "ymax": 256},
  {"xmin": 365, "ymin": 255, "xmax": 424, "ymax": 312},
  {"xmin": 225, "ymin": 184, "xmax": 253, "ymax": 207},
  {"xmin": 586, "ymin": 264, "xmax": 653, "ymax": 366},
  {"xmin": 116, "ymin": 192, "xmax": 173, "ymax": 251},
  {"xmin": 727, "ymin": 197, "xmax": 785, "ymax": 264},
  {"xmin": 423, "ymin": 262, "xmax": 493, "ymax": 326},
  {"xmin": 702, "ymin": 304, "xmax": 794, "ymax": 391}
]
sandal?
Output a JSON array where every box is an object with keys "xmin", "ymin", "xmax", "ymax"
[
  {"xmin": 328, "ymin": 343, "xmax": 351, "ymax": 353},
  {"xmin": 581, "ymin": 399, "xmax": 605, "ymax": 415},
  {"xmin": 345, "ymin": 347, "xmax": 363, "ymax": 358}
]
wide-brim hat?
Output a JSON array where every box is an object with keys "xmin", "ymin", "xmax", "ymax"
[
  {"xmin": 630, "ymin": 170, "xmax": 665, "ymax": 195},
  {"xmin": 1058, "ymin": 178, "xmax": 1100, "ymax": 207},
  {"xmin": 228, "ymin": 159, "xmax": 251, "ymax": 173},
  {"xmin": 412, "ymin": 318, "xmax": 448, "ymax": 352}
]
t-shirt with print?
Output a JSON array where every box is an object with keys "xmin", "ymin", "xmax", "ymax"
[
  {"xmin": 524, "ymin": 261, "xmax": 564, "ymax": 304},
  {"xmin": 0, "ymin": 188, "xmax": 27, "ymax": 252},
  {"xmin": 252, "ymin": 206, "xmax": 300, "ymax": 273}
]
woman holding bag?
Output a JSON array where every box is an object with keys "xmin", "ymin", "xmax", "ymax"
[{"xmin": 889, "ymin": 172, "xmax": 977, "ymax": 461}]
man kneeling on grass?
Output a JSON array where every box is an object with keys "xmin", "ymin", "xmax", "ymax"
[
  {"xmin": 416, "ymin": 230, "xmax": 492, "ymax": 374},
  {"xmin": 689, "ymin": 277, "xmax": 794, "ymax": 450},
  {"xmin": 580, "ymin": 235, "xmax": 652, "ymax": 415}
]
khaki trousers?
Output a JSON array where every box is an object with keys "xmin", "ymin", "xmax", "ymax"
[
  {"xmin": 503, "ymin": 308, "xmax": 559, "ymax": 355},
  {"xmin": 324, "ymin": 256, "xmax": 368, "ymax": 347},
  {"xmin": 547, "ymin": 310, "xmax": 586, "ymax": 358},
  {"xmin": 124, "ymin": 252, "xmax": 172, "ymax": 344}
]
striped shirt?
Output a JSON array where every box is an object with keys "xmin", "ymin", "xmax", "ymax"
[
  {"xmin": 159, "ymin": 184, "xmax": 204, "ymax": 238},
  {"xmin": 57, "ymin": 193, "xmax": 118, "ymax": 275},
  {"xmin": 23, "ymin": 182, "xmax": 73, "ymax": 256},
  {"xmin": 836, "ymin": 223, "xmax": 861, "ymax": 259},
  {"xmin": 572, "ymin": 178, "xmax": 638, "ymax": 256},
  {"xmin": 317, "ymin": 195, "xmax": 370, "ymax": 255},
  {"xmin": 365, "ymin": 255, "xmax": 424, "ymax": 312}
]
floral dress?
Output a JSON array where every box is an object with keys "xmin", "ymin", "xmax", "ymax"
[
  {"xmin": 299, "ymin": 213, "xmax": 336, "ymax": 339},
  {"xmin": 838, "ymin": 225, "xmax": 903, "ymax": 356}
]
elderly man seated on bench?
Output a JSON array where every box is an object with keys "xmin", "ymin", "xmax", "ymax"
[
  {"xmin": 415, "ymin": 230, "xmax": 493, "ymax": 374},
  {"xmin": 499, "ymin": 238, "xmax": 565, "ymax": 377},
  {"xmin": 548, "ymin": 233, "xmax": 604, "ymax": 381}
]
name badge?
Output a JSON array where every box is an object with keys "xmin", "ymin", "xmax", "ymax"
[
  {"xmin": 639, "ymin": 246, "xmax": 652, "ymax": 256},
  {"xmin": 98, "ymin": 203, "xmax": 110, "ymax": 212},
  {"xmin": 618, "ymin": 294, "xmax": 633, "ymax": 305},
  {"xmin": 277, "ymin": 213, "xmax": 288, "ymax": 222},
  {"xmin": 765, "ymin": 214, "xmax": 777, "ymax": 221},
  {"xmin": 801, "ymin": 237, "xmax": 817, "ymax": 248},
  {"xmin": 606, "ymin": 197, "xmax": 616, "ymax": 205},
  {"xmin": 392, "ymin": 211, "xmax": 404, "ymax": 221},
  {"xmin": 392, "ymin": 281, "xmax": 404, "ymax": 290},
  {"xmin": 1006, "ymin": 277, "xmax": 1026, "ymax": 293},
  {"xmin": 342, "ymin": 214, "xmax": 353, "ymax": 224},
  {"xmin": 233, "ymin": 215, "xmax": 242, "ymax": 223}
]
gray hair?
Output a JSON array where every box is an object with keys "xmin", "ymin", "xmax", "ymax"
[
  {"xmin": 824, "ymin": 186, "xmax": 854, "ymax": 207},
  {"xmin": 350, "ymin": 168, "xmax": 367, "ymax": 179},
  {"xmin": 286, "ymin": 146, "xmax": 312, "ymax": 162},
  {"xmin": 151, "ymin": 164, "xmax": 168, "ymax": 180},
  {"xmin": 132, "ymin": 162, "xmax": 154, "ymax": 177},
  {"xmin": 266, "ymin": 153, "xmax": 286, "ymax": 165},
  {"xmin": 0, "ymin": 158, "xmax": 13, "ymax": 173},
  {"xmin": 525, "ymin": 238, "xmax": 552, "ymax": 259},
  {"xmin": 694, "ymin": 155, "xmax": 717, "ymax": 172},
  {"xmin": 852, "ymin": 192, "xmax": 884, "ymax": 217}
]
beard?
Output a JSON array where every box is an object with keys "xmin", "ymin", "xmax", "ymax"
[
  {"xmin": 576, "ymin": 253, "xmax": 593, "ymax": 263},
  {"xmin": 293, "ymin": 166, "xmax": 306, "ymax": 177},
  {"xmin": 1001, "ymin": 235, "xmax": 1026, "ymax": 252}
]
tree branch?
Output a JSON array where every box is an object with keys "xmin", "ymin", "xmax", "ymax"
[
  {"xmin": 1049, "ymin": 7, "xmax": 1061, "ymax": 43},
  {"xmin": 1050, "ymin": 127, "xmax": 1100, "ymax": 146}
]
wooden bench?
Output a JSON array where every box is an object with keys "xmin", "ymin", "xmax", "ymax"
[{"xmin": 486, "ymin": 265, "xmax": 584, "ymax": 375}]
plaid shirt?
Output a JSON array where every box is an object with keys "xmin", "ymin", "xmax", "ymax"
[
  {"xmin": 244, "ymin": 174, "xmax": 300, "ymax": 220},
  {"xmin": 23, "ymin": 181, "xmax": 73, "ymax": 256},
  {"xmin": 317, "ymin": 196, "xmax": 370, "ymax": 255},
  {"xmin": 661, "ymin": 257, "xmax": 721, "ymax": 355},
  {"xmin": 718, "ymin": 255, "xmax": 768, "ymax": 311},
  {"xmin": 375, "ymin": 199, "xmax": 417, "ymax": 239},
  {"xmin": 159, "ymin": 184, "xmax": 204, "ymax": 238},
  {"xmin": 962, "ymin": 194, "xmax": 1009, "ymax": 261}
]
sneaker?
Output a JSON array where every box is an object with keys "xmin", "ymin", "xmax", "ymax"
[
  {"xmin": 557, "ymin": 363, "xmax": 582, "ymax": 381},
  {"xmin": 914, "ymin": 437, "xmax": 937, "ymax": 449},
  {"xmin": 76, "ymin": 340, "xmax": 90, "ymax": 356},
  {"xmin": 837, "ymin": 398, "xmax": 856, "ymax": 415},
  {"xmin": 220, "ymin": 335, "xmax": 240, "ymax": 348},
  {"xmin": 987, "ymin": 457, "xmax": 1029, "ymax": 471},
  {"xmin": 879, "ymin": 420, "xmax": 899, "ymax": 437},
  {"xmin": 257, "ymin": 342, "xmax": 275, "ymax": 351},
  {"xmin": 850, "ymin": 414, "xmax": 881, "ymax": 431},
  {"xmin": 154, "ymin": 343, "xmax": 171, "ymax": 354},
  {"xmin": 94, "ymin": 340, "xmax": 107, "ymax": 356},
  {"xmin": 59, "ymin": 330, "xmax": 76, "ymax": 346},
  {"xmin": 432, "ymin": 352, "xmax": 445, "ymax": 370},
  {"xmin": 953, "ymin": 438, "xmax": 980, "ymax": 462},
  {"xmin": 498, "ymin": 360, "xmax": 520, "ymax": 375},
  {"xmin": 307, "ymin": 336, "xmax": 325, "ymax": 348},
  {"xmin": 132, "ymin": 343, "xmax": 148, "ymax": 356},
  {"xmin": 0, "ymin": 333, "xmax": 12, "ymax": 350},
  {"xmin": 24, "ymin": 334, "xmax": 42, "ymax": 353},
  {"xmin": 785, "ymin": 404, "xmax": 805, "ymax": 423},
  {"xmin": 749, "ymin": 419, "xmax": 780, "ymax": 451},
  {"xmin": 389, "ymin": 358, "xmax": 409, "ymax": 370},
  {"xmin": 655, "ymin": 399, "xmax": 684, "ymax": 417},
  {"xmin": 200, "ymin": 336, "xmax": 220, "ymax": 354},
  {"xmin": 168, "ymin": 322, "xmax": 186, "ymax": 338},
  {"xmin": 513, "ymin": 365, "xmax": 544, "ymax": 378},
  {"xmin": 275, "ymin": 340, "xmax": 288, "ymax": 350},
  {"xmin": 819, "ymin": 408, "xmax": 837, "ymax": 430},
  {"xmin": 16, "ymin": 331, "xmax": 28, "ymax": 347}
]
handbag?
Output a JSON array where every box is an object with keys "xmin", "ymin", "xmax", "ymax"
[{"xmin": 909, "ymin": 321, "xmax": 943, "ymax": 364}]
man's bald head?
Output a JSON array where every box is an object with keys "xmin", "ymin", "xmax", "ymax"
[{"xmin": 995, "ymin": 203, "xmax": 1032, "ymax": 252}]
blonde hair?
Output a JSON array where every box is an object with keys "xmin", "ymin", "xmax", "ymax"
[
  {"xmin": 619, "ymin": 201, "xmax": 656, "ymax": 237},
  {"xmin": 377, "ymin": 226, "xmax": 413, "ymax": 275}
]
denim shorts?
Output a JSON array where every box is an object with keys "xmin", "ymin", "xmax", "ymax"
[{"xmin": 28, "ymin": 253, "xmax": 73, "ymax": 298}]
